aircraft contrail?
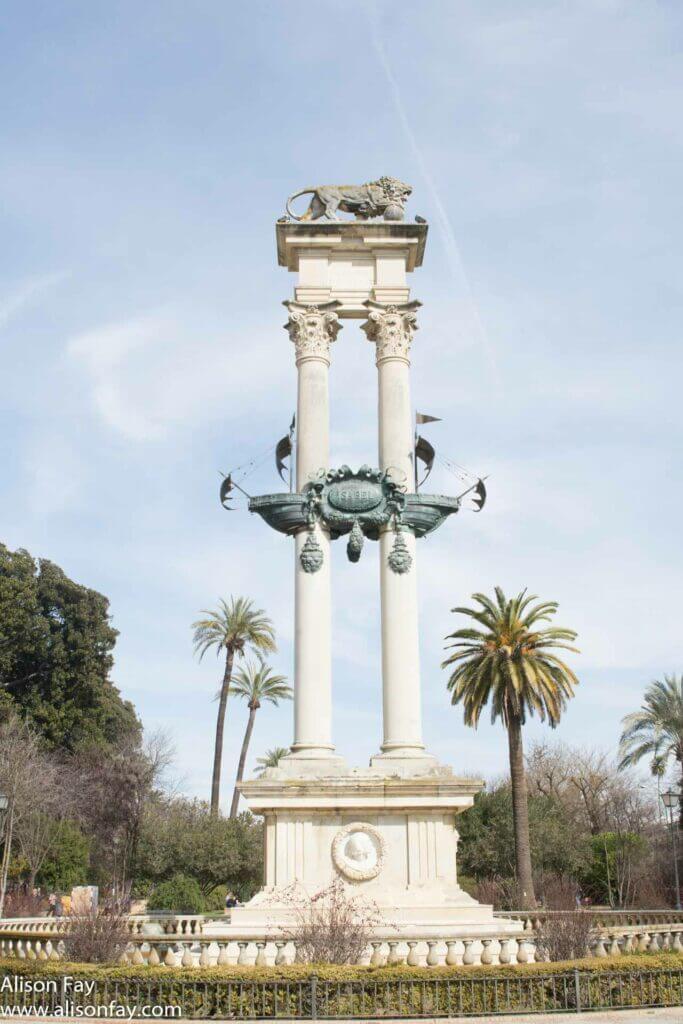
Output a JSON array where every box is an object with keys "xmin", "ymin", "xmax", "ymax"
[
  {"xmin": 0, "ymin": 271, "xmax": 68, "ymax": 330},
  {"xmin": 368, "ymin": 6, "xmax": 499, "ymax": 379}
]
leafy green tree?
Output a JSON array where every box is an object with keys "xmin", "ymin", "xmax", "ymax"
[
  {"xmin": 0, "ymin": 544, "xmax": 140, "ymax": 750},
  {"xmin": 443, "ymin": 587, "xmax": 579, "ymax": 908},
  {"xmin": 457, "ymin": 783, "xmax": 588, "ymax": 892},
  {"xmin": 192, "ymin": 598, "xmax": 276, "ymax": 815},
  {"xmin": 229, "ymin": 662, "xmax": 292, "ymax": 818},
  {"xmin": 581, "ymin": 831, "xmax": 649, "ymax": 907},
  {"xmin": 36, "ymin": 822, "xmax": 90, "ymax": 892},
  {"xmin": 148, "ymin": 873, "xmax": 206, "ymax": 914},
  {"xmin": 255, "ymin": 747, "xmax": 290, "ymax": 775},
  {"xmin": 619, "ymin": 675, "xmax": 683, "ymax": 826},
  {"xmin": 134, "ymin": 797, "xmax": 263, "ymax": 901}
]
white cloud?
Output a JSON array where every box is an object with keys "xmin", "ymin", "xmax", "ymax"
[{"xmin": 66, "ymin": 309, "xmax": 289, "ymax": 441}]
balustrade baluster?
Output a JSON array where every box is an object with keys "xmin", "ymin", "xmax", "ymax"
[
  {"xmin": 426, "ymin": 939, "xmax": 440, "ymax": 966},
  {"xmin": 516, "ymin": 939, "xmax": 529, "ymax": 964},
  {"xmin": 480, "ymin": 938, "xmax": 493, "ymax": 964},
  {"xmin": 164, "ymin": 945, "xmax": 177, "ymax": 967},
  {"xmin": 387, "ymin": 940, "xmax": 402, "ymax": 965},
  {"xmin": 445, "ymin": 940, "xmax": 459, "ymax": 966}
]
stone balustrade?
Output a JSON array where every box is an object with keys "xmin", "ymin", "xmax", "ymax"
[
  {"xmin": 0, "ymin": 914, "xmax": 209, "ymax": 938},
  {"xmin": 0, "ymin": 933, "xmax": 537, "ymax": 967},
  {"xmin": 496, "ymin": 909, "xmax": 683, "ymax": 932},
  {"xmin": 2, "ymin": 915, "xmax": 683, "ymax": 966}
]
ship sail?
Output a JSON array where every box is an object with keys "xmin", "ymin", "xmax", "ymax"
[
  {"xmin": 275, "ymin": 414, "xmax": 296, "ymax": 486},
  {"xmin": 414, "ymin": 434, "xmax": 435, "ymax": 489}
]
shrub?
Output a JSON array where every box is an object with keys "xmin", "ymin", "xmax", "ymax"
[
  {"xmin": 37, "ymin": 822, "xmax": 90, "ymax": 892},
  {"xmin": 535, "ymin": 910, "xmax": 595, "ymax": 962},
  {"xmin": 282, "ymin": 880, "xmax": 382, "ymax": 964},
  {"xmin": 62, "ymin": 909, "xmax": 130, "ymax": 964},
  {"xmin": 148, "ymin": 873, "xmax": 206, "ymax": 914},
  {"xmin": 204, "ymin": 885, "xmax": 228, "ymax": 913},
  {"xmin": 538, "ymin": 873, "xmax": 579, "ymax": 910},
  {"xmin": 4, "ymin": 888, "xmax": 48, "ymax": 917},
  {"xmin": 474, "ymin": 875, "xmax": 521, "ymax": 909}
]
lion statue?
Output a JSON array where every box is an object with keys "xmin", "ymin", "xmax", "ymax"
[{"xmin": 285, "ymin": 176, "xmax": 412, "ymax": 222}]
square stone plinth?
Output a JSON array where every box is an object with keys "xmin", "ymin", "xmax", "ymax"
[{"xmin": 229, "ymin": 766, "xmax": 521, "ymax": 940}]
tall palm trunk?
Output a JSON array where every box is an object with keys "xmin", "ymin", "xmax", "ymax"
[
  {"xmin": 210, "ymin": 647, "xmax": 235, "ymax": 816},
  {"xmin": 507, "ymin": 714, "xmax": 536, "ymax": 908},
  {"xmin": 230, "ymin": 705, "xmax": 258, "ymax": 819}
]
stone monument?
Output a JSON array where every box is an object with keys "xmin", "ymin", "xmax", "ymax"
[{"xmin": 224, "ymin": 180, "xmax": 522, "ymax": 950}]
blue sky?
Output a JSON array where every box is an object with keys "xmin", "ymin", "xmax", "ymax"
[{"xmin": 2, "ymin": 1, "xmax": 682, "ymax": 808}]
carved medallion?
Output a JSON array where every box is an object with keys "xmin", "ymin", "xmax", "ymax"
[{"xmin": 331, "ymin": 822, "xmax": 385, "ymax": 882}]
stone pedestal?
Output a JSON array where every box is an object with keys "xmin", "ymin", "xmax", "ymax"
[{"xmin": 230, "ymin": 763, "xmax": 521, "ymax": 942}]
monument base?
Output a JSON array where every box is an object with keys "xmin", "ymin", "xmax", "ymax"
[{"xmin": 227, "ymin": 762, "xmax": 523, "ymax": 944}]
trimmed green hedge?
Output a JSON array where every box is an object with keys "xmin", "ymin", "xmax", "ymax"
[{"xmin": 1, "ymin": 956, "xmax": 682, "ymax": 1018}]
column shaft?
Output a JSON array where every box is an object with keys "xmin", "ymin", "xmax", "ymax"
[
  {"xmin": 377, "ymin": 358, "xmax": 424, "ymax": 755},
  {"xmin": 285, "ymin": 302, "xmax": 341, "ymax": 759},
  {"xmin": 362, "ymin": 301, "xmax": 426, "ymax": 760}
]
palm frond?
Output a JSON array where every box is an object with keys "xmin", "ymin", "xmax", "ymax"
[
  {"xmin": 192, "ymin": 596, "xmax": 277, "ymax": 661},
  {"xmin": 443, "ymin": 587, "xmax": 579, "ymax": 732}
]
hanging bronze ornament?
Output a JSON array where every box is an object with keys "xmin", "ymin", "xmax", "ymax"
[
  {"xmin": 347, "ymin": 519, "xmax": 364, "ymax": 563},
  {"xmin": 388, "ymin": 529, "xmax": 412, "ymax": 574},
  {"xmin": 300, "ymin": 530, "xmax": 324, "ymax": 574}
]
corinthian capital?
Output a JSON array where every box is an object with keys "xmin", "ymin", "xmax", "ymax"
[
  {"xmin": 284, "ymin": 300, "xmax": 342, "ymax": 365},
  {"xmin": 361, "ymin": 300, "xmax": 421, "ymax": 365}
]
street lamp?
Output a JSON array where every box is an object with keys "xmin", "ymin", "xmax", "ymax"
[
  {"xmin": 662, "ymin": 789, "xmax": 681, "ymax": 911},
  {"xmin": 0, "ymin": 791, "xmax": 8, "ymax": 919}
]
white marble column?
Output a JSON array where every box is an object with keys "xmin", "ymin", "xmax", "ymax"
[
  {"xmin": 362, "ymin": 302, "xmax": 430, "ymax": 762},
  {"xmin": 285, "ymin": 302, "xmax": 341, "ymax": 759}
]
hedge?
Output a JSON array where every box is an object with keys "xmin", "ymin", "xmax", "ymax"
[{"xmin": 1, "ymin": 955, "xmax": 682, "ymax": 1018}]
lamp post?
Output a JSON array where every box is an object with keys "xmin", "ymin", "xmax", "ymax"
[
  {"xmin": 662, "ymin": 789, "xmax": 681, "ymax": 911},
  {"xmin": 0, "ymin": 792, "xmax": 8, "ymax": 919}
]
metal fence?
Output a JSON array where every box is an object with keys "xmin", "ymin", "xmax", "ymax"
[{"xmin": 2, "ymin": 968, "xmax": 683, "ymax": 1018}]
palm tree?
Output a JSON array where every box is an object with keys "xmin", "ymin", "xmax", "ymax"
[
  {"xmin": 192, "ymin": 598, "xmax": 276, "ymax": 816},
  {"xmin": 619, "ymin": 674, "xmax": 683, "ymax": 827},
  {"xmin": 255, "ymin": 746, "xmax": 290, "ymax": 776},
  {"xmin": 229, "ymin": 661, "xmax": 292, "ymax": 817},
  {"xmin": 442, "ymin": 587, "xmax": 579, "ymax": 909}
]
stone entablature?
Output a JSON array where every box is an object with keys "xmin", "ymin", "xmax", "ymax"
[{"xmin": 276, "ymin": 221, "xmax": 428, "ymax": 318}]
